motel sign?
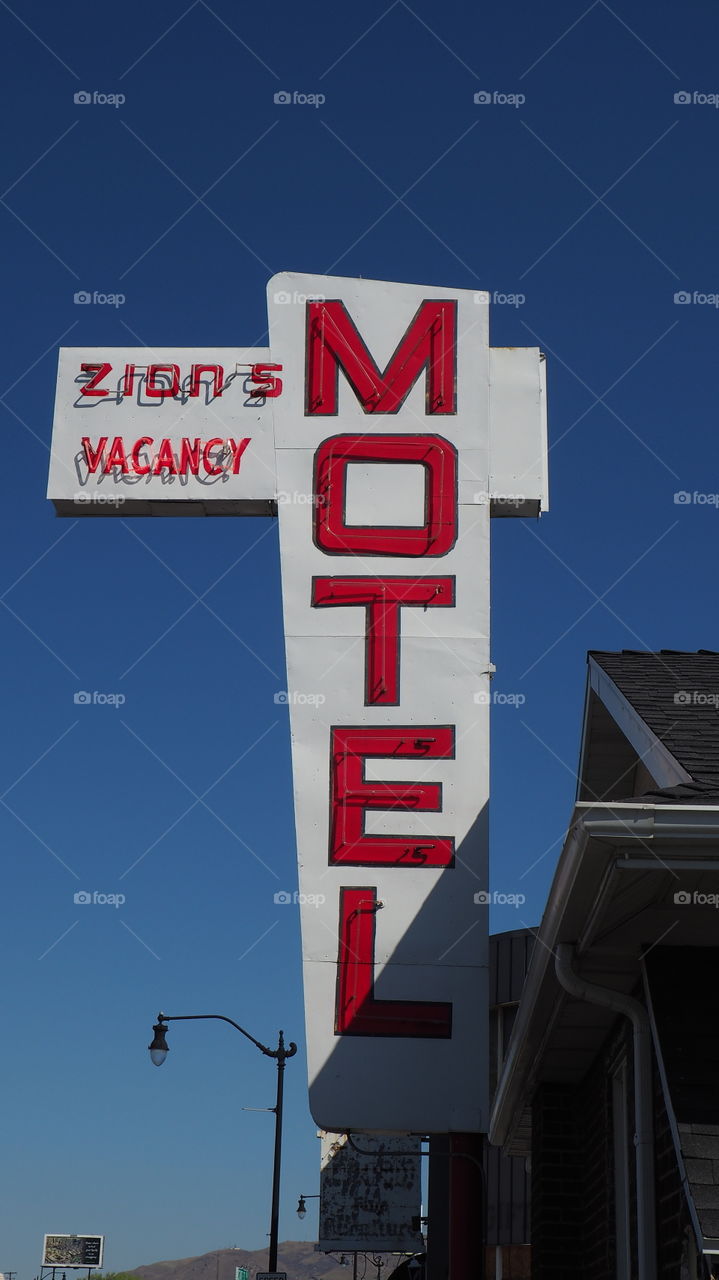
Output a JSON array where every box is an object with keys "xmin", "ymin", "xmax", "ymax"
[{"xmin": 48, "ymin": 273, "xmax": 548, "ymax": 1134}]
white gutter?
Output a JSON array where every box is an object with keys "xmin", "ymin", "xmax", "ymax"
[{"xmin": 555, "ymin": 943, "xmax": 656, "ymax": 1280}]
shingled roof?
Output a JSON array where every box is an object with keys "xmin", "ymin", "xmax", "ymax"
[{"xmin": 587, "ymin": 650, "xmax": 719, "ymax": 804}]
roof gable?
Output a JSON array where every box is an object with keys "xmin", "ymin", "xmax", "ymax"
[{"xmin": 580, "ymin": 651, "xmax": 719, "ymax": 803}]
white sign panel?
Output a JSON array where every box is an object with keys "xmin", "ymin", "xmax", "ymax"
[
  {"xmin": 47, "ymin": 348, "xmax": 280, "ymax": 515},
  {"xmin": 319, "ymin": 1131, "xmax": 424, "ymax": 1252},
  {"xmin": 269, "ymin": 271, "xmax": 546, "ymax": 1133}
]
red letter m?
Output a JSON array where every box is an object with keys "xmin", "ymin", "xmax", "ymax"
[{"xmin": 306, "ymin": 299, "xmax": 456, "ymax": 416}]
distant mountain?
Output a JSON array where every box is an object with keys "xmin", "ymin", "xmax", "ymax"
[{"xmin": 127, "ymin": 1244, "xmax": 355, "ymax": 1280}]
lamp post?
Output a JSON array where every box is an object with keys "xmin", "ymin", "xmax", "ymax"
[{"xmin": 148, "ymin": 1012, "xmax": 297, "ymax": 1272}]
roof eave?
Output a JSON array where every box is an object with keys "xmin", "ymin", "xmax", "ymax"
[{"xmin": 489, "ymin": 801, "xmax": 719, "ymax": 1151}]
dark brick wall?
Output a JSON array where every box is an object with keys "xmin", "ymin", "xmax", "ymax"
[
  {"xmin": 530, "ymin": 1019, "xmax": 695, "ymax": 1279},
  {"xmin": 530, "ymin": 1083, "xmax": 582, "ymax": 1279},
  {"xmin": 577, "ymin": 1047, "xmax": 615, "ymax": 1280},
  {"xmin": 654, "ymin": 1054, "xmax": 688, "ymax": 1280}
]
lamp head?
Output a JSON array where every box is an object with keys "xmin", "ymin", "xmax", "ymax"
[{"xmin": 149, "ymin": 1018, "xmax": 169, "ymax": 1066}]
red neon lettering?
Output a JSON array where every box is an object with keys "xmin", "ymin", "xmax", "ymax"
[
  {"xmin": 131, "ymin": 437, "xmax": 153, "ymax": 475},
  {"xmin": 306, "ymin": 299, "xmax": 456, "ymax": 416},
  {"xmin": 249, "ymin": 363, "xmax": 283, "ymax": 398},
  {"xmin": 203, "ymin": 438, "xmax": 224, "ymax": 475},
  {"xmin": 122, "ymin": 364, "xmax": 136, "ymax": 397},
  {"xmin": 179, "ymin": 438, "xmax": 201, "ymax": 475},
  {"xmin": 82, "ymin": 437, "xmax": 108, "ymax": 473},
  {"xmin": 105, "ymin": 437, "xmax": 128, "ymax": 473},
  {"xmin": 312, "ymin": 576, "xmax": 454, "ymax": 705},
  {"xmin": 329, "ymin": 726, "xmax": 454, "ymax": 868},
  {"xmin": 80, "ymin": 362, "xmax": 112, "ymax": 398},
  {"xmin": 335, "ymin": 887, "xmax": 452, "ymax": 1037},
  {"xmin": 153, "ymin": 439, "xmax": 177, "ymax": 474},
  {"xmin": 146, "ymin": 364, "xmax": 180, "ymax": 399},
  {"xmin": 228, "ymin": 438, "xmax": 251, "ymax": 473},
  {"xmin": 189, "ymin": 364, "xmax": 224, "ymax": 398},
  {"xmin": 314, "ymin": 434, "xmax": 457, "ymax": 557}
]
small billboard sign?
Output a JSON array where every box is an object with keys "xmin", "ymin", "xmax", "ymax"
[{"xmin": 42, "ymin": 1236, "xmax": 104, "ymax": 1268}]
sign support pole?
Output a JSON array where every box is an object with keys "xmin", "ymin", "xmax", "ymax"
[
  {"xmin": 448, "ymin": 1135, "xmax": 485, "ymax": 1280},
  {"xmin": 427, "ymin": 1136, "xmax": 450, "ymax": 1280}
]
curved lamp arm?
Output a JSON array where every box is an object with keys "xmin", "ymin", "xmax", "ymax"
[{"xmin": 155, "ymin": 1012, "xmax": 298, "ymax": 1061}]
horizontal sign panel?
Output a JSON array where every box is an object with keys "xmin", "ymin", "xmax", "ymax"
[{"xmin": 47, "ymin": 348, "xmax": 280, "ymax": 515}]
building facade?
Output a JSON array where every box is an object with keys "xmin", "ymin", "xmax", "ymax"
[{"xmin": 490, "ymin": 651, "xmax": 719, "ymax": 1280}]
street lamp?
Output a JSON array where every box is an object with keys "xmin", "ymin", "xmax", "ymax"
[
  {"xmin": 296, "ymin": 1193, "xmax": 320, "ymax": 1220},
  {"xmin": 149, "ymin": 1021, "xmax": 169, "ymax": 1065},
  {"xmin": 147, "ymin": 1011, "xmax": 297, "ymax": 1273}
]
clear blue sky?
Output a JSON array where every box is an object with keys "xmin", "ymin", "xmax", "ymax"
[{"xmin": 1, "ymin": 0, "xmax": 718, "ymax": 1274}]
